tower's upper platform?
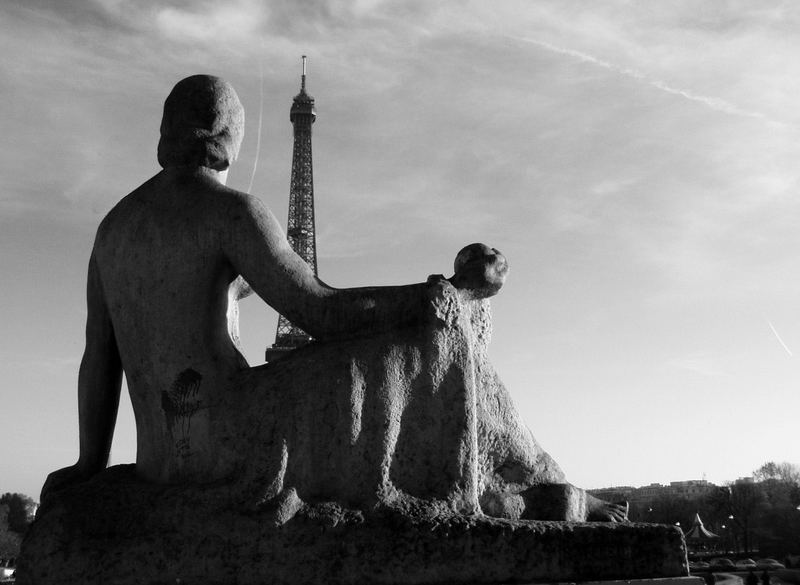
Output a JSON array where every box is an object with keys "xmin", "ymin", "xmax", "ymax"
[{"xmin": 291, "ymin": 56, "xmax": 316, "ymax": 123}]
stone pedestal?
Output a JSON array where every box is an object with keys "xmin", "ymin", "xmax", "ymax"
[
  {"xmin": 562, "ymin": 579, "xmax": 703, "ymax": 585},
  {"xmin": 19, "ymin": 465, "xmax": 688, "ymax": 585}
]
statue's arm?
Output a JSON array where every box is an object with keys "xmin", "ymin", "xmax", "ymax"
[
  {"xmin": 223, "ymin": 193, "xmax": 507, "ymax": 340},
  {"xmin": 76, "ymin": 251, "xmax": 123, "ymax": 471},
  {"xmin": 223, "ymin": 194, "xmax": 430, "ymax": 339},
  {"xmin": 41, "ymin": 252, "xmax": 122, "ymax": 501}
]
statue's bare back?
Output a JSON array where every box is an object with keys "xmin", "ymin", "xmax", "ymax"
[{"xmin": 95, "ymin": 170, "xmax": 259, "ymax": 481}]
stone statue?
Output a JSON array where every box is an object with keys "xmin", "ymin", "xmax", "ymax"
[
  {"xmin": 39, "ymin": 74, "xmax": 623, "ymax": 522},
  {"xmin": 19, "ymin": 75, "xmax": 688, "ymax": 585}
]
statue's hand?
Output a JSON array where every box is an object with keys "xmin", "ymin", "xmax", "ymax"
[
  {"xmin": 231, "ymin": 275, "xmax": 253, "ymax": 300},
  {"xmin": 40, "ymin": 463, "xmax": 95, "ymax": 504},
  {"xmin": 449, "ymin": 243, "xmax": 508, "ymax": 300}
]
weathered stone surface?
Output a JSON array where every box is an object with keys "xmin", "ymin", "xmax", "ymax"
[
  {"xmin": 581, "ymin": 576, "xmax": 705, "ymax": 585},
  {"xmin": 21, "ymin": 464, "xmax": 687, "ymax": 584},
  {"xmin": 214, "ymin": 287, "xmax": 574, "ymax": 518}
]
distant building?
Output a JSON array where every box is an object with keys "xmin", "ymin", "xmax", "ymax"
[
  {"xmin": 589, "ymin": 486, "xmax": 636, "ymax": 502},
  {"xmin": 633, "ymin": 483, "xmax": 667, "ymax": 503},
  {"xmin": 589, "ymin": 479, "xmax": 717, "ymax": 506},
  {"xmin": 668, "ymin": 480, "xmax": 715, "ymax": 499}
]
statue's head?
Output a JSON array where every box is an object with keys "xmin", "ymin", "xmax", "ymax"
[{"xmin": 158, "ymin": 75, "xmax": 244, "ymax": 171}]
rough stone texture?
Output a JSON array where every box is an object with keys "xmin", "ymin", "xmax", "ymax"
[
  {"xmin": 214, "ymin": 287, "xmax": 572, "ymax": 517},
  {"xmin": 581, "ymin": 577, "xmax": 705, "ymax": 585},
  {"xmin": 20, "ymin": 289, "xmax": 688, "ymax": 584},
  {"xmin": 21, "ymin": 465, "xmax": 687, "ymax": 585}
]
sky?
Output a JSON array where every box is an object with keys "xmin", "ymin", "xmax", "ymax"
[{"xmin": 2, "ymin": 0, "xmax": 799, "ymax": 501}]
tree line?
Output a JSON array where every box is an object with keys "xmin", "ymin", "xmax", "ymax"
[
  {"xmin": 0, "ymin": 493, "xmax": 37, "ymax": 558},
  {"xmin": 629, "ymin": 461, "xmax": 800, "ymax": 557}
]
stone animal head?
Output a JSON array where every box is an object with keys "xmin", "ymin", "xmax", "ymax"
[{"xmin": 157, "ymin": 74, "xmax": 244, "ymax": 171}]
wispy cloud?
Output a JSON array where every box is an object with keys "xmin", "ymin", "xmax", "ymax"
[
  {"xmin": 666, "ymin": 352, "xmax": 730, "ymax": 379},
  {"xmin": 154, "ymin": 0, "xmax": 265, "ymax": 43}
]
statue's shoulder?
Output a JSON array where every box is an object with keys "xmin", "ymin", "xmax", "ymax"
[
  {"xmin": 95, "ymin": 189, "xmax": 141, "ymax": 238},
  {"xmin": 220, "ymin": 186, "xmax": 267, "ymax": 211},
  {"xmin": 92, "ymin": 175, "xmax": 162, "ymax": 250},
  {"xmin": 216, "ymin": 187, "xmax": 277, "ymax": 228}
]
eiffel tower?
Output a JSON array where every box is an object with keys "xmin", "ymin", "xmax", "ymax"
[{"xmin": 265, "ymin": 56, "xmax": 317, "ymax": 362}]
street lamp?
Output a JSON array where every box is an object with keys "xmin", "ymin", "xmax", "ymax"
[{"xmin": 719, "ymin": 524, "xmax": 730, "ymax": 554}]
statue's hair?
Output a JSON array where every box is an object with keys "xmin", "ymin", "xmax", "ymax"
[{"xmin": 157, "ymin": 75, "xmax": 244, "ymax": 171}]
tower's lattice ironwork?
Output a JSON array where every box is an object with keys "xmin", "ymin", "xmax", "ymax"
[{"xmin": 265, "ymin": 56, "xmax": 317, "ymax": 362}]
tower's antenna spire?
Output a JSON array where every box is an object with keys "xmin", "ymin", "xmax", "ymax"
[{"xmin": 301, "ymin": 55, "xmax": 307, "ymax": 92}]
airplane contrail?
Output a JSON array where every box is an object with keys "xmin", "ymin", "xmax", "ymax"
[
  {"xmin": 246, "ymin": 49, "xmax": 265, "ymax": 195},
  {"xmin": 510, "ymin": 36, "xmax": 786, "ymax": 128},
  {"xmin": 767, "ymin": 320, "xmax": 793, "ymax": 357}
]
